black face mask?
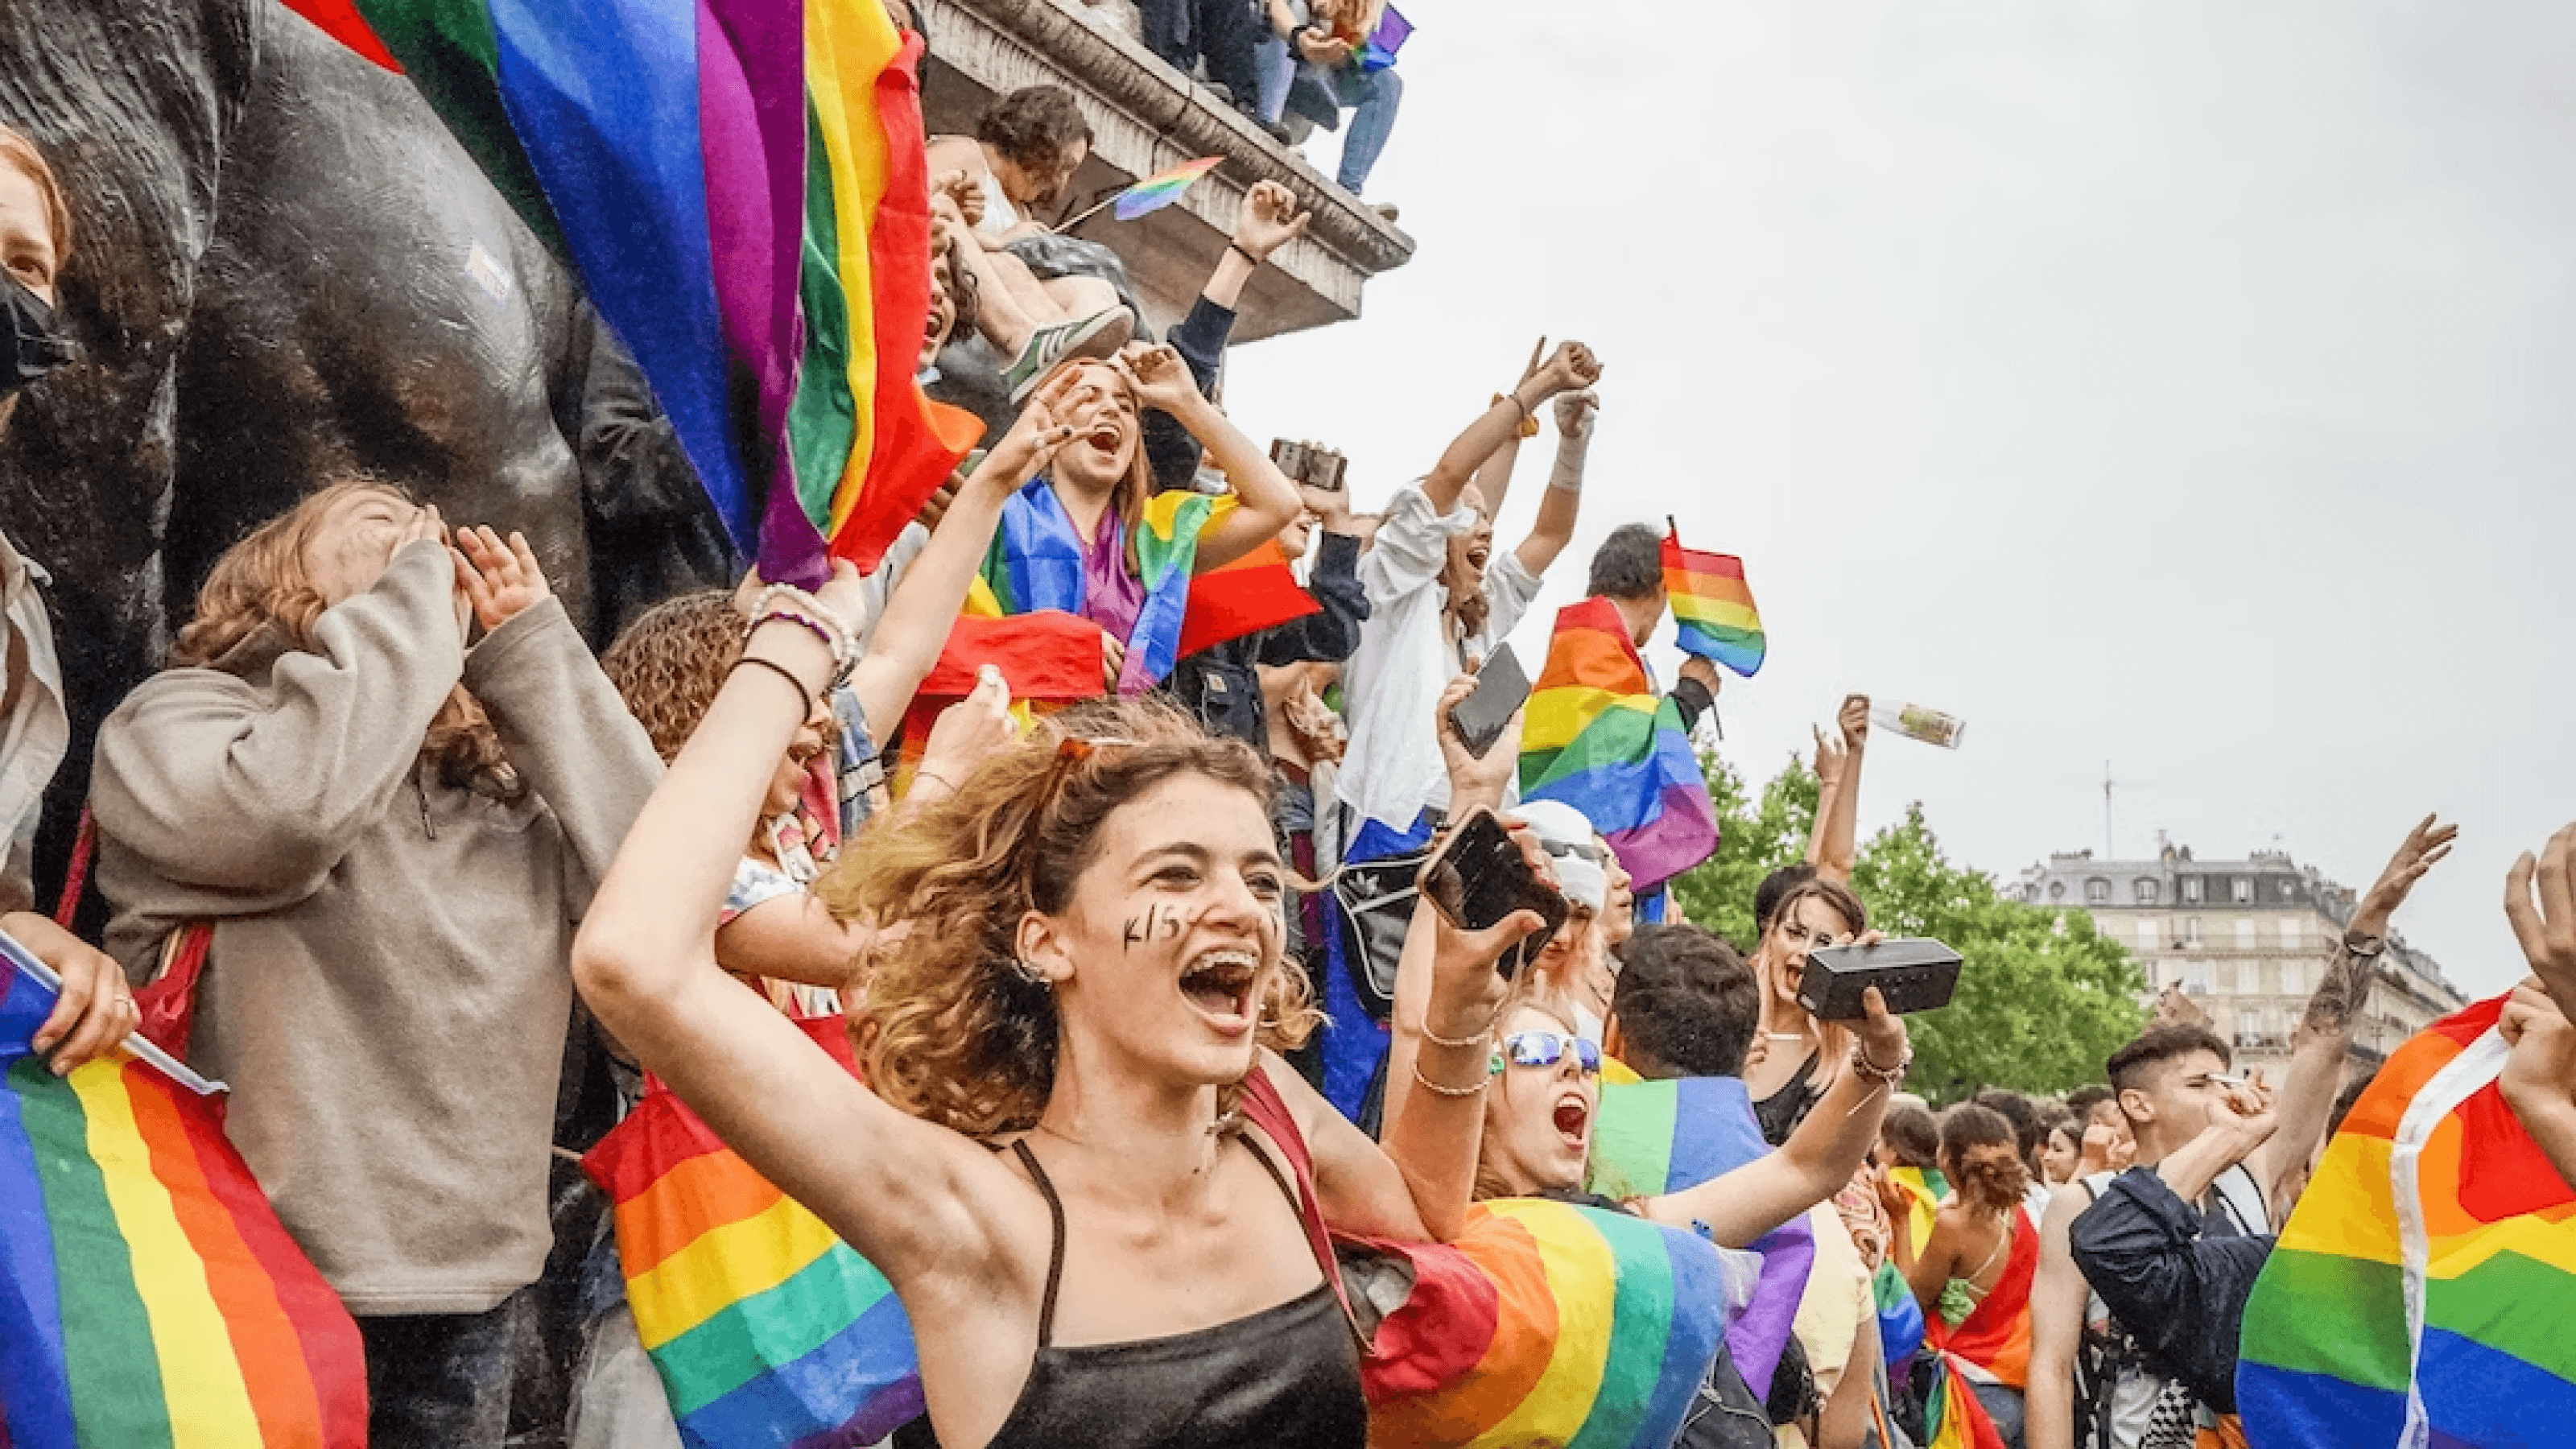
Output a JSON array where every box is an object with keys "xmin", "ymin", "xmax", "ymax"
[{"xmin": 1, "ymin": 270, "xmax": 73, "ymax": 398}]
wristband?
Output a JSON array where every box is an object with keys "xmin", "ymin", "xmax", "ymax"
[
  {"xmin": 1492, "ymin": 392, "xmax": 1540, "ymax": 440},
  {"xmin": 1228, "ymin": 242, "xmax": 1265, "ymax": 270},
  {"xmin": 729, "ymin": 655, "xmax": 816, "ymax": 716},
  {"xmin": 1410, "ymin": 1060, "xmax": 1488, "ymax": 1098}
]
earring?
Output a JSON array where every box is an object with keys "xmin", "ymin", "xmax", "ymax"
[{"xmin": 1009, "ymin": 955, "xmax": 1052, "ymax": 988}]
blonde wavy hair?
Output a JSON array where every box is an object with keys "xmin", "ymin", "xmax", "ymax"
[
  {"xmin": 820, "ymin": 695, "xmax": 1317, "ymax": 1139},
  {"xmin": 170, "ymin": 479, "xmax": 519, "ymax": 799}
]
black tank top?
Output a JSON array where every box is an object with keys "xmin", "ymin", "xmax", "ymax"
[
  {"xmin": 972, "ymin": 1133, "xmax": 1368, "ymax": 1449},
  {"xmin": 1752, "ymin": 1049, "xmax": 1824, "ymax": 1146}
]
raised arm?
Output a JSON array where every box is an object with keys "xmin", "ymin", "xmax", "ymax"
[
  {"xmin": 1378, "ymin": 676, "xmax": 1546, "ymax": 1236},
  {"xmin": 572, "ymin": 567, "xmax": 1028, "ymax": 1289},
  {"xmin": 2252, "ymin": 813, "xmax": 2454, "ymax": 1202},
  {"xmin": 1114, "ymin": 344, "xmax": 1300, "ymax": 571},
  {"xmin": 1426, "ymin": 341, "xmax": 1596, "ymax": 514},
  {"xmin": 2502, "ymin": 821, "xmax": 2576, "ymax": 1187},
  {"xmin": 1807, "ymin": 696, "xmax": 1868, "ymax": 885},
  {"xmin": 1636, "ymin": 991, "xmax": 1909, "ymax": 1247},
  {"xmin": 1510, "ymin": 389, "xmax": 1596, "ymax": 577},
  {"xmin": 847, "ymin": 382, "xmax": 1078, "ymax": 733},
  {"xmin": 2024, "ymin": 1184, "xmax": 2095, "ymax": 1449}
]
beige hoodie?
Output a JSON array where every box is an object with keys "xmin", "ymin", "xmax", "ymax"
[{"xmin": 91, "ymin": 543, "xmax": 658, "ymax": 1315}]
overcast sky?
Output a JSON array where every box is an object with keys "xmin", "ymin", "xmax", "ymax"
[{"xmin": 1222, "ymin": 0, "xmax": 2576, "ymax": 999}]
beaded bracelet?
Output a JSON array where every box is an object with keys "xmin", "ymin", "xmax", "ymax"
[
  {"xmin": 1410, "ymin": 1061, "xmax": 1488, "ymax": 1099},
  {"xmin": 1851, "ymin": 1042, "xmax": 1913, "ymax": 1088},
  {"xmin": 747, "ymin": 583, "xmax": 859, "ymax": 679},
  {"xmin": 1418, "ymin": 1005, "xmax": 1500, "ymax": 1051}
]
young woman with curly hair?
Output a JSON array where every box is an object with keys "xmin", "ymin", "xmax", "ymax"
[
  {"xmin": 89, "ymin": 480, "xmax": 661, "ymax": 1447},
  {"xmin": 574, "ymin": 581, "xmax": 1544, "ymax": 1448}
]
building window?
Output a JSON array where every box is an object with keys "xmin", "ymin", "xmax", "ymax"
[
  {"xmin": 2278, "ymin": 918, "xmax": 2302, "ymax": 948},
  {"xmin": 2235, "ymin": 919, "xmax": 2258, "ymax": 949},
  {"xmin": 2182, "ymin": 960, "xmax": 2211, "ymax": 993},
  {"xmin": 2281, "ymin": 960, "xmax": 2306, "ymax": 996},
  {"xmin": 2135, "ymin": 879, "xmax": 2160, "ymax": 905},
  {"xmin": 2136, "ymin": 919, "xmax": 2161, "ymax": 948},
  {"xmin": 2085, "ymin": 878, "xmax": 2111, "ymax": 904},
  {"xmin": 2183, "ymin": 877, "xmax": 2204, "ymax": 903},
  {"xmin": 2184, "ymin": 916, "xmax": 2202, "ymax": 946},
  {"xmin": 2050, "ymin": 880, "xmax": 2066, "ymax": 901},
  {"xmin": 2232, "ymin": 877, "xmax": 2253, "ymax": 903},
  {"xmin": 2279, "ymin": 880, "xmax": 2297, "ymax": 900}
]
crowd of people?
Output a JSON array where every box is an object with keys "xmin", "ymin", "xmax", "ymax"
[{"xmin": 1, "ymin": 7, "xmax": 2571, "ymax": 1449}]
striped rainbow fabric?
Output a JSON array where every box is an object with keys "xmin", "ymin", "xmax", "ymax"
[
  {"xmin": 0, "ymin": 947, "xmax": 366, "ymax": 1447},
  {"xmin": 1583, "ymin": 1075, "xmax": 1817, "ymax": 1401},
  {"xmin": 1363, "ymin": 1198, "xmax": 1760, "ymax": 1449},
  {"xmin": 1661, "ymin": 531, "xmax": 1765, "ymax": 678},
  {"xmin": 2238, "ymin": 992, "xmax": 2573, "ymax": 1447},
  {"xmin": 1519, "ymin": 597, "xmax": 1719, "ymax": 891},
  {"xmin": 977, "ymin": 482, "xmax": 1232, "ymax": 693},
  {"xmin": 580, "ymin": 1016, "xmax": 923, "ymax": 1447},
  {"xmin": 283, "ymin": 0, "xmax": 971, "ymax": 582}
]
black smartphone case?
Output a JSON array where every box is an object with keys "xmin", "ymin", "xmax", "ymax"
[{"xmin": 1796, "ymin": 937, "xmax": 1963, "ymax": 1019}]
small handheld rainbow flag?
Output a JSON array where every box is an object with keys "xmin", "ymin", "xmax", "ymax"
[
  {"xmin": 0, "ymin": 942, "xmax": 367, "ymax": 1447},
  {"xmin": 1520, "ymin": 597, "xmax": 1719, "ymax": 891},
  {"xmin": 581, "ymin": 1015, "xmax": 924, "ymax": 1447},
  {"xmin": 1111, "ymin": 156, "xmax": 1222, "ymax": 221},
  {"xmin": 1585, "ymin": 1075, "xmax": 1817, "ymax": 1401},
  {"xmin": 2239, "ymin": 992, "xmax": 2575, "ymax": 1447},
  {"xmin": 1662, "ymin": 528, "xmax": 1765, "ymax": 678}
]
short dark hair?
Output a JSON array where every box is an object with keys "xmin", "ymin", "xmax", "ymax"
[
  {"xmin": 1586, "ymin": 523, "xmax": 1663, "ymax": 601},
  {"xmin": 2064, "ymin": 1084, "xmax": 2115, "ymax": 1118},
  {"xmin": 1881, "ymin": 1102, "xmax": 1940, "ymax": 1169},
  {"xmin": 1608, "ymin": 924, "xmax": 1761, "ymax": 1080},
  {"xmin": 975, "ymin": 85, "xmax": 1092, "ymax": 173},
  {"xmin": 2104, "ymin": 1025, "xmax": 2231, "ymax": 1096},
  {"xmin": 1975, "ymin": 1088, "xmax": 2046, "ymax": 1180},
  {"xmin": 1753, "ymin": 863, "xmax": 1818, "ymax": 933}
]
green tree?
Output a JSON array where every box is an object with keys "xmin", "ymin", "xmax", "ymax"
[{"xmin": 1663, "ymin": 755, "xmax": 2147, "ymax": 1100}]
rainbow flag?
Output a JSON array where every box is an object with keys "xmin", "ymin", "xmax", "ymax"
[
  {"xmin": 1662, "ymin": 530, "xmax": 1765, "ymax": 678},
  {"xmin": 1174, "ymin": 539, "xmax": 1320, "ymax": 660},
  {"xmin": 1584, "ymin": 1075, "xmax": 1817, "ymax": 1401},
  {"xmin": 1112, "ymin": 156, "xmax": 1221, "ymax": 221},
  {"xmin": 795, "ymin": 1, "xmax": 981, "ymax": 574},
  {"xmin": 0, "ymin": 947, "xmax": 367, "ymax": 1447},
  {"xmin": 581, "ymin": 1015, "xmax": 924, "ymax": 1447},
  {"xmin": 2238, "ymin": 993, "xmax": 2575, "ymax": 1447},
  {"xmin": 1519, "ymin": 597, "xmax": 1719, "ymax": 891},
  {"xmin": 282, "ymin": 0, "xmax": 971, "ymax": 583},
  {"xmin": 977, "ymin": 482, "xmax": 1232, "ymax": 694},
  {"xmin": 1362, "ymin": 1198, "xmax": 1761, "ymax": 1449}
]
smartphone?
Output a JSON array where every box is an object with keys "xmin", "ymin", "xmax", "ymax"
[
  {"xmin": 1417, "ymin": 805, "xmax": 1570, "ymax": 979},
  {"xmin": 1797, "ymin": 937, "xmax": 1964, "ymax": 1020},
  {"xmin": 1447, "ymin": 643, "xmax": 1530, "ymax": 760}
]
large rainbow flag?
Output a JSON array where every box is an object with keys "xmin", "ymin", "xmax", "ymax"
[
  {"xmin": 0, "ymin": 945, "xmax": 367, "ymax": 1447},
  {"xmin": 1662, "ymin": 530, "xmax": 1765, "ymax": 678},
  {"xmin": 1584, "ymin": 1075, "xmax": 1818, "ymax": 1400},
  {"xmin": 281, "ymin": 0, "xmax": 972, "ymax": 581},
  {"xmin": 1519, "ymin": 596, "xmax": 1720, "ymax": 891},
  {"xmin": 1359, "ymin": 1198, "xmax": 1761, "ymax": 1449},
  {"xmin": 580, "ymin": 1015, "xmax": 923, "ymax": 1447},
  {"xmin": 2238, "ymin": 992, "xmax": 2574, "ymax": 1447},
  {"xmin": 976, "ymin": 483, "xmax": 1232, "ymax": 694}
]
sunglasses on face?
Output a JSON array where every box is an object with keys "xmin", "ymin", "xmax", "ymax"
[{"xmin": 1488, "ymin": 1031, "xmax": 1602, "ymax": 1076}]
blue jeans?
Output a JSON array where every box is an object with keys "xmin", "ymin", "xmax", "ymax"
[{"xmin": 1252, "ymin": 38, "xmax": 1402, "ymax": 195}]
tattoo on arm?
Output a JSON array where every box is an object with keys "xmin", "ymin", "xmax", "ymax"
[{"xmin": 2302, "ymin": 945, "xmax": 2374, "ymax": 1038}]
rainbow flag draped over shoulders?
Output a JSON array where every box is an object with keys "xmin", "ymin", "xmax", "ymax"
[
  {"xmin": 1585, "ymin": 1075, "xmax": 1817, "ymax": 1401},
  {"xmin": 1520, "ymin": 597, "xmax": 1719, "ymax": 891},
  {"xmin": 1362, "ymin": 1198, "xmax": 1760, "ymax": 1449},
  {"xmin": 1662, "ymin": 530, "xmax": 1765, "ymax": 678},
  {"xmin": 0, "ymin": 948, "xmax": 366, "ymax": 1447},
  {"xmin": 581, "ymin": 1015, "xmax": 923, "ymax": 1447},
  {"xmin": 2238, "ymin": 993, "xmax": 2576, "ymax": 1448},
  {"xmin": 977, "ymin": 481, "xmax": 1233, "ymax": 694}
]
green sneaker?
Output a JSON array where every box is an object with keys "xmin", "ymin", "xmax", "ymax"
[{"xmin": 1002, "ymin": 305, "xmax": 1137, "ymax": 402}]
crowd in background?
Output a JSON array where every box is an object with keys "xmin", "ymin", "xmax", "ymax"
[{"xmin": 1, "ymin": 6, "xmax": 2573, "ymax": 1449}]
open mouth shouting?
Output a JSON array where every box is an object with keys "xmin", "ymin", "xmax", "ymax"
[
  {"xmin": 1179, "ymin": 947, "xmax": 1261, "ymax": 1037},
  {"xmin": 1553, "ymin": 1090, "xmax": 1592, "ymax": 1153}
]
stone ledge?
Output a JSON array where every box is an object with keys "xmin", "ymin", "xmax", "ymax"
[{"xmin": 922, "ymin": 0, "xmax": 1412, "ymax": 341}]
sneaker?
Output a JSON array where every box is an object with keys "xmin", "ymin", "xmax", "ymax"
[{"xmin": 1002, "ymin": 305, "xmax": 1136, "ymax": 402}]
